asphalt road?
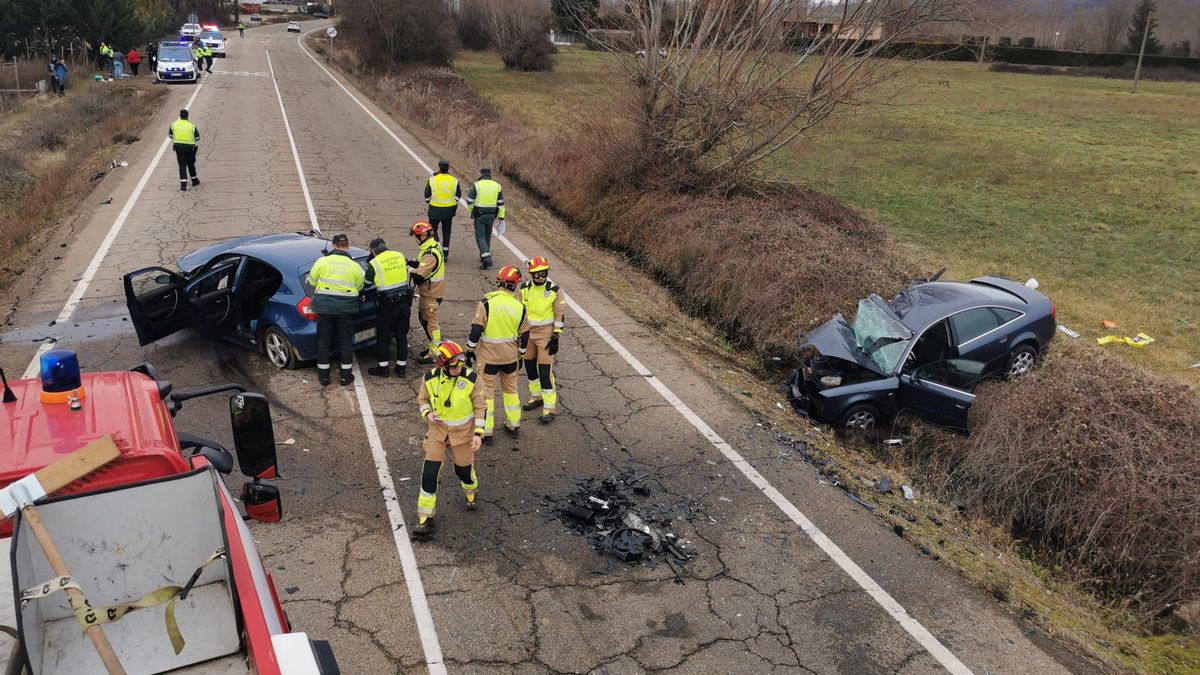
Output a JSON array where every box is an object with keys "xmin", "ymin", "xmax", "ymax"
[{"xmin": 0, "ymin": 23, "xmax": 1082, "ymax": 674}]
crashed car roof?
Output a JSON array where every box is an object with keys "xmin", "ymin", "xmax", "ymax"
[
  {"xmin": 177, "ymin": 233, "xmax": 368, "ymax": 274},
  {"xmin": 888, "ymin": 276, "xmax": 1037, "ymax": 332}
]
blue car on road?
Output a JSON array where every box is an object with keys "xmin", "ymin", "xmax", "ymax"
[{"xmin": 123, "ymin": 232, "xmax": 380, "ymax": 369}]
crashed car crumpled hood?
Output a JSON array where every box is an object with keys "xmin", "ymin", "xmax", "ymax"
[{"xmin": 798, "ymin": 314, "xmax": 886, "ymax": 376}]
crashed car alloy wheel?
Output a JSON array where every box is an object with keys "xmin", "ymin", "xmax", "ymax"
[
  {"xmin": 1006, "ymin": 346, "xmax": 1037, "ymax": 378},
  {"xmin": 845, "ymin": 410, "xmax": 876, "ymax": 430},
  {"xmin": 263, "ymin": 327, "xmax": 295, "ymax": 370}
]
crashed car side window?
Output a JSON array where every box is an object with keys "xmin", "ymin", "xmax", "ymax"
[{"xmin": 852, "ymin": 298, "xmax": 912, "ymax": 374}]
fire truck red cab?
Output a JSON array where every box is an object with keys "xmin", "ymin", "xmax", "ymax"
[{"xmin": 0, "ymin": 353, "xmax": 337, "ymax": 673}]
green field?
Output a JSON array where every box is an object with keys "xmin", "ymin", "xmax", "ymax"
[{"xmin": 456, "ymin": 49, "xmax": 1200, "ymax": 382}]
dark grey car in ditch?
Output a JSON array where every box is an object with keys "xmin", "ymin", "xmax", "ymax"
[{"xmin": 786, "ymin": 275, "xmax": 1056, "ymax": 434}]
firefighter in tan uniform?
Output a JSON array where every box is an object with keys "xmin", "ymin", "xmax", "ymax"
[
  {"xmin": 413, "ymin": 340, "xmax": 486, "ymax": 541},
  {"xmin": 465, "ymin": 265, "xmax": 529, "ymax": 445},
  {"xmin": 408, "ymin": 221, "xmax": 445, "ymax": 361},
  {"xmin": 519, "ymin": 256, "xmax": 566, "ymax": 423}
]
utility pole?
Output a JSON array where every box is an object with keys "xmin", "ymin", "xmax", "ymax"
[{"xmin": 1132, "ymin": 6, "xmax": 1152, "ymax": 92}]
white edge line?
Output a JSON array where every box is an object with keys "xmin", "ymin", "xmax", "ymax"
[
  {"xmin": 270, "ymin": 39, "xmax": 446, "ymax": 674},
  {"xmin": 22, "ymin": 78, "xmax": 207, "ymax": 379},
  {"xmin": 297, "ymin": 30, "xmax": 973, "ymax": 675},
  {"xmin": 265, "ymin": 49, "xmax": 320, "ymax": 235}
]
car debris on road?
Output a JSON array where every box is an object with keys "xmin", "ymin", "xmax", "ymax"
[{"xmin": 549, "ymin": 471, "xmax": 697, "ymax": 581}]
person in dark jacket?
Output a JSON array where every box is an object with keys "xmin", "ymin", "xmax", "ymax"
[{"xmin": 424, "ymin": 160, "xmax": 460, "ymax": 261}]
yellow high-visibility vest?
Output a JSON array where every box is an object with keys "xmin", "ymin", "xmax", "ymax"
[
  {"xmin": 422, "ymin": 369, "xmax": 479, "ymax": 428},
  {"xmin": 369, "ymin": 250, "xmax": 410, "ymax": 292},
  {"xmin": 171, "ymin": 119, "xmax": 197, "ymax": 145},
  {"xmin": 308, "ymin": 254, "xmax": 364, "ymax": 296},
  {"xmin": 428, "ymin": 174, "xmax": 458, "ymax": 208},
  {"xmin": 481, "ymin": 291, "xmax": 523, "ymax": 343},
  {"xmin": 520, "ymin": 280, "xmax": 560, "ymax": 328}
]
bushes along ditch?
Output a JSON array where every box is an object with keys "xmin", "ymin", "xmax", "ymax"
[
  {"xmin": 311, "ymin": 40, "xmax": 1198, "ymax": 621},
  {"xmin": 898, "ymin": 339, "xmax": 1199, "ymax": 619}
]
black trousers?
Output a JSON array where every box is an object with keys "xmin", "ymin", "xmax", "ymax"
[
  {"xmin": 427, "ymin": 206, "xmax": 457, "ymax": 247},
  {"xmin": 317, "ymin": 313, "xmax": 355, "ymax": 368},
  {"xmin": 175, "ymin": 146, "xmax": 197, "ymax": 181},
  {"xmin": 130, "ymin": 62, "xmax": 139, "ymax": 76},
  {"xmin": 376, "ymin": 294, "xmax": 412, "ymax": 365}
]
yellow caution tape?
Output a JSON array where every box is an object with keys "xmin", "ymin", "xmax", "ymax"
[{"xmin": 20, "ymin": 547, "xmax": 227, "ymax": 655}]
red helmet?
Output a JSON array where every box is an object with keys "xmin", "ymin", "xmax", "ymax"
[
  {"xmin": 410, "ymin": 220, "xmax": 433, "ymax": 238},
  {"xmin": 527, "ymin": 256, "xmax": 550, "ymax": 274},
  {"xmin": 496, "ymin": 265, "xmax": 522, "ymax": 287},
  {"xmin": 433, "ymin": 341, "xmax": 465, "ymax": 367}
]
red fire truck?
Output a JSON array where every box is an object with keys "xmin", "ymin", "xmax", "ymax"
[{"xmin": 0, "ymin": 350, "xmax": 338, "ymax": 674}]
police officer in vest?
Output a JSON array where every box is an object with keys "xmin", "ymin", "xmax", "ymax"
[
  {"xmin": 465, "ymin": 265, "xmax": 529, "ymax": 444},
  {"xmin": 425, "ymin": 160, "xmax": 460, "ymax": 261},
  {"xmin": 200, "ymin": 42, "xmax": 214, "ymax": 74},
  {"xmin": 306, "ymin": 234, "xmax": 365, "ymax": 386},
  {"xmin": 366, "ymin": 237, "xmax": 412, "ymax": 378},
  {"xmin": 168, "ymin": 109, "xmax": 199, "ymax": 191},
  {"xmin": 466, "ymin": 168, "xmax": 505, "ymax": 270}
]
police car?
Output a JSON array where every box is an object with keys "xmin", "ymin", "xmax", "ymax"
[
  {"xmin": 200, "ymin": 29, "xmax": 227, "ymax": 57},
  {"xmin": 155, "ymin": 42, "xmax": 199, "ymax": 83}
]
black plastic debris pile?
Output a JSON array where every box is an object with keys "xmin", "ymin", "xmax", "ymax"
[{"xmin": 550, "ymin": 471, "xmax": 697, "ymax": 581}]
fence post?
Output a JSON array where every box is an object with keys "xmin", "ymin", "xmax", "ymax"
[{"xmin": 1132, "ymin": 8, "xmax": 1152, "ymax": 93}]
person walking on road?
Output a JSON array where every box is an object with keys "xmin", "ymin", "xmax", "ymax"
[
  {"xmin": 408, "ymin": 221, "xmax": 446, "ymax": 362},
  {"xmin": 465, "ymin": 265, "xmax": 529, "ymax": 445},
  {"xmin": 307, "ymin": 234, "xmax": 365, "ymax": 386},
  {"xmin": 238, "ymin": 22, "xmax": 246, "ymax": 37},
  {"xmin": 147, "ymin": 42, "xmax": 158, "ymax": 72},
  {"xmin": 127, "ymin": 47, "xmax": 141, "ymax": 76},
  {"xmin": 169, "ymin": 109, "xmax": 200, "ymax": 191},
  {"xmin": 366, "ymin": 237, "xmax": 412, "ymax": 378},
  {"xmin": 412, "ymin": 340, "xmax": 485, "ymax": 541},
  {"xmin": 191, "ymin": 42, "xmax": 203, "ymax": 75},
  {"xmin": 425, "ymin": 160, "xmax": 460, "ymax": 261},
  {"xmin": 466, "ymin": 168, "xmax": 505, "ymax": 270},
  {"xmin": 519, "ymin": 256, "xmax": 566, "ymax": 423}
]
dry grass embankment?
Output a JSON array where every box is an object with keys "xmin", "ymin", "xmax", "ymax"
[
  {"xmin": 313, "ymin": 40, "xmax": 1199, "ymax": 669},
  {"xmin": 0, "ymin": 77, "xmax": 164, "ymax": 287},
  {"xmin": 314, "ymin": 41, "xmax": 912, "ymax": 362}
]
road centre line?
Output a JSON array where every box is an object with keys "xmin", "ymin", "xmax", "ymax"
[
  {"xmin": 298, "ymin": 29, "xmax": 974, "ymax": 675},
  {"xmin": 22, "ymin": 80, "xmax": 207, "ymax": 379},
  {"xmin": 265, "ymin": 45, "xmax": 448, "ymax": 674},
  {"xmin": 264, "ymin": 50, "xmax": 320, "ymax": 235}
]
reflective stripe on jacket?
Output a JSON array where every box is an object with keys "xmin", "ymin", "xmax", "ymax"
[
  {"xmin": 427, "ymin": 174, "xmax": 459, "ymax": 208},
  {"xmin": 308, "ymin": 251, "xmax": 364, "ymax": 296}
]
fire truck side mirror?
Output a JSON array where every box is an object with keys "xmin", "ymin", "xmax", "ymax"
[
  {"xmin": 230, "ymin": 393, "xmax": 279, "ymax": 479},
  {"xmin": 242, "ymin": 482, "xmax": 282, "ymax": 523}
]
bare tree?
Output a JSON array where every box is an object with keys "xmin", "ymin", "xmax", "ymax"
[
  {"xmin": 595, "ymin": 0, "xmax": 966, "ymax": 187},
  {"xmin": 1100, "ymin": 1, "xmax": 1132, "ymax": 53},
  {"xmin": 963, "ymin": 0, "xmax": 1034, "ymax": 65},
  {"xmin": 484, "ymin": 0, "xmax": 557, "ymax": 71}
]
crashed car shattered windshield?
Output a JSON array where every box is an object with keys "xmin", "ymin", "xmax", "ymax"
[{"xmin": 852, "ymin": 296, "xmax": 913, "ymax": 373}]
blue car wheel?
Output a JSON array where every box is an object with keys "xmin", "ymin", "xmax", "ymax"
[{"xmin": 263, "ymin": 325, "xmax": 297, "ymax": 370}]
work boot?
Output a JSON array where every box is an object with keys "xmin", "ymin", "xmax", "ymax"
[
  {"xmin": 180, "ymin": 183, "xmax": 187, "ymax": 192},
  {"xmin": 482, "ymin": 435, "xmax": 494, "ymax": 446},
  {"xmin": 465, "ymin": 493, "xmax": 478, "ymax": 511},
  {"xmin": 340, "ymin": 370, "xmax": 355, "ymax": 386},
  {"xmin": 442, "ymin": 249, "xmax": 450, "ymax": 262},
  {"xmin": 411, "ymin": 517, "xmax": 435, "ymax": 541},
  {"xmin": 394, "ymin": 364, "xmax": 407, "ymax": 377},
  {"xmin": 367, "ymin": 366, "xmax": 390, "ymax": 378},
  {"xmin": 317, "ymin": 370, "xmax": 331, "ymax": 387},
  {"xmin": 191, "ymin": 177, "xmax": 200, "ymax": 186},
  {"xmin": 539, "ymin": 411, "xmax": 555, "ymax": 425},
  {"xmin": 522, "ymin": 398, "xmax": 543, "ymax": 412},
  {"xmin": 503, "ymin": 424, "xmax": 519, "ymax": 439},
  {"xmin": 418, "ymin": 348, "xmax": 434, "ymax": 364}
]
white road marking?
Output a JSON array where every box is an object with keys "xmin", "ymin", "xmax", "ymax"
[
  {"xmin": 22, "ymin": 81, "xmax": 207, "ymax": 379},
  {"xmin": 265, "ymin": 49, "xmax": 320, "ymax": 235},
  {"xmin": 298, "ymin": 30, "xmax": 974, "ymax": 675},
  {"xmin": 266, "ymin": 45, "xmax": 447, "ymax": 675}
]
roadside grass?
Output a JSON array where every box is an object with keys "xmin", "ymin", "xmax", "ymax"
[
  {"xmin": 0, "ymin": 76, "xmax": 165, "ymax": 289},
  {"xmin": 455, "ymin": 50, "xmax": 1200, "ymax": 384}
]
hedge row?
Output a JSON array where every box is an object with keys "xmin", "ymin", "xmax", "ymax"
[{"xmin": 787, "ymin": 39, "xmax": 1200, "ymax": 71}]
